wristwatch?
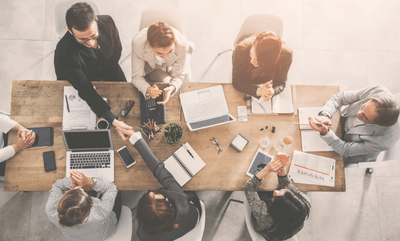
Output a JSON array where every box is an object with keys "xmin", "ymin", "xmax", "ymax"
[{"xmin": 318, "ymin": 111, "xmax": 331, "ymax": 119}]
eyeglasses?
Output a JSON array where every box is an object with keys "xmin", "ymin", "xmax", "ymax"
[
  {"xmin": 120, "ymin": 100, "xmax": 135, "ymax": 117},
  {"xmin": 210, "ymin": 137, "xmax": 222, "ymax": 154},
  {"xmin": 75, "ymin": 34, "xmax": 100, "ymax": 45}
]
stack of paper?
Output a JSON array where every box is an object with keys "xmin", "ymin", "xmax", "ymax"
[
  {"xmin": 288, "ymin": 151, "xmax": 335, "ymax": 187},
  {"xmin": 63, "ymin": 86, "xmax": 96, "ymax": 130},
  {"xmin": 249, "ymin": 84, "xmax": 294, "ymax": 114},
  {"xmin": 298, "ymin": 107, "xmax": 334, "ymax": 152}
]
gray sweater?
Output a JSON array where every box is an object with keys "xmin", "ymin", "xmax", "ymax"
[
  {"xmin": 244, "ymin": 174, "xmax": 310, "ymax": 241},
  {"xmin": 45, "ymin": 177, "xmax": 118, "ymax": 241}
]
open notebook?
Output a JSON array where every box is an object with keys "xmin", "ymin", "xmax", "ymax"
[
  {"xmin": 164, "ymin": 143, "xmax": 206, "ymax": 186},
  {"xmin": 249, "ymin": 84, "xmax": 294, "ymax": 115},
  {"xmin": 298, "ymin": 107, "xmax": 334, "ymax": 152}
]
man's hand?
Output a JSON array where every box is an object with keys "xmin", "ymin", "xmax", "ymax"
[
  {"xmin": 70, "ymin": 170, "xmax": 94, "ymax": 189},
  {"xmin": 112, "ymin": 120, "xmax": 133, "ymax": 141},
  {"xmin": 256, "ymin": 81, "xmax": 274, "ymax": 101},
  {"xmin": 12, "ymin": 129, "xmax": 35, "ymax": 152},
  {"xmin": 146, "ymin": 84, "xmax": 163, "ymax": 99},
  {"xmin": 115, "ymin": 126, "xmax": 135, "ymax": 139},
  {"xmin": 308, "ymin": 117, "xmax": 330, "ymax": 136},
  {"xmin": 157, "ymin": 86, "xmax": 175, "ymax": 105}
]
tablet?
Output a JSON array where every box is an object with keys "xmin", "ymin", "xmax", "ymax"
[{"xmin": 246, "ymin": 149, "xmax": 274, "ymax": 178}]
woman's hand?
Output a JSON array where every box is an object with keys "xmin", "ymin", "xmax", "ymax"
[
  {"xmin": 157, "ymin": 85, "xmax": 175, "ymax": 105},
  {"xmin": 256, "ymin": 157, "xmax": 284, "ymax": 180},
  {"xmin": 256, "ymin": 81, "xmax": 274, "ymax": 101},
  {"xmin": 12, "ymin": 129, "xmax": 35, "ymax": 152},
  {"xmin": 146, "ymin": 84, "xmax": 163, "ymax": 99},
  {"xmin": 70, "ymin": 170, "xmax": 94, "ymax": 189}
]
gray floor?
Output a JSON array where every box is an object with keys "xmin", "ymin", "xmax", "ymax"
[{"xmin": 1, "ymin": 0, "xmax": 400, "ymax": 240}]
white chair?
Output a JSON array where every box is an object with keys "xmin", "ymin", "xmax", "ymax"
[
  {"xmin": 217, "ymin": 14, "xmax": 284, "ymax": 58},
  {"xmin": 138, "ymin": 6, "xmax": 194, "ymax": 81},
  {"xmin": 54, "ymin": 0, "xmax": 100, "ymax": 37},
  {"xmin": 175, "ymin": 200, "xmax": 206, "ymax": 241},
  {"xmin": 105, "ymin": 206, "xmax": 133, "ymax": 241}
]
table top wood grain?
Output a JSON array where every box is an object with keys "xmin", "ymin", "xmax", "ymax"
[{"xmin": 4, "ymin": 80, "xmax": 345, "ymax": 192}]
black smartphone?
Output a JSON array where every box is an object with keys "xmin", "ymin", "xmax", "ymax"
[
  {"xmin": 117, "ymin": 145, "xmax": 136, "ymax": 168},
  {"xmin": 43, "ymin": 151, "xmax": 56, "ymax": 172}
]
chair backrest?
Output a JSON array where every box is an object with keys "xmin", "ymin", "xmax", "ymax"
[
  {"xmin": 243, "ymin": 198, "xmax": 266, "ymax": 241},
  {"xmin": 175, "ymin": 200, "xmax": 206, "ymax": 241},
  {"xmin": 382, "ymin": 93, "xmax": 400, "ymax": 161},
  {"xmin": 234, "ymin": 14, "xmax": 283, "ymax": 46},
  {"xmin": 139, "ymin": 6, "xmax": 187, "ymax": 37},
  {"xmin": 54, "ymin": 0, "xmax": 100, "ymax": 37},
  {"xmin": 104, "ymin": 206, "xmax": 132, "ymax": 241}
]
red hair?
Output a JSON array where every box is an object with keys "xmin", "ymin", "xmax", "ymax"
[{"xmin": 238, "ymin": 31, "xmax": 283, "ymax": 78}]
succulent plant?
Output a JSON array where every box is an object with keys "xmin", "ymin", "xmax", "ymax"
[{"xmin": 163, "ymin": 122, "xmax": 184, "ymax": 144}]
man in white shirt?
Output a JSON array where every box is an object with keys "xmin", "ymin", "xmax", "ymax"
[
  {"xmin": 131, "ymin": 21, "xmax": 191, "ymax": 105},
  {"xmin": 0, "ymin": 112, "xmax": 36, "ymax": 164}
]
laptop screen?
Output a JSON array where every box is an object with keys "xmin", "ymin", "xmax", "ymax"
[{"xmin": 62, "ymin": 130, "xmax": 112, "ymax": 151}]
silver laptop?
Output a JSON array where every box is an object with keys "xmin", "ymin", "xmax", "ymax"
[
  {"xmin": 62, "ymin": 129, "xmax": 114, "ymax": 182},
  {"xmin": 180, "ymin": 85, "xmax": 236, "ymax": 131}
]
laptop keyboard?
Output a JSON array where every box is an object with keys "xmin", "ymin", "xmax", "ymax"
[
  {"xmin": 70, "ymin": 152, "xmax": 111, "ymax": 169},
  {"xmin": 189, "ymin": 114, "xmax": 233, "ymax": 130},
  {"xmin": 185, "ymin": 101, "xmax": 226, "ymax": 121}
]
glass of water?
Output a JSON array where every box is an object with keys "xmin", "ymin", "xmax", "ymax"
[{"xmin": 260, "ymin": 137, "xmax": 271, "ymax": 148}]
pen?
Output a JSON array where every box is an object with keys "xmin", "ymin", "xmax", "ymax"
[
  {"xmin": 182, "ymin": 143, "xmax": 195, "ymax": 159},
  {"xmin": 252, "ymin": 96, "xmax": 268, "ymax": 113},
  {"xmin": 65, "ymin": 95, "xmax": 70, "ymax": 113}
]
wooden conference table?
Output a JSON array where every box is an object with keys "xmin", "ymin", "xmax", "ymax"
[{"xmin": 4, "ymin": 80, "xmax": 345, "ymax": 192}]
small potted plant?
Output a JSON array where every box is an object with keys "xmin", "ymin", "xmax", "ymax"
[{"xmin": 163, "ymin": 122, "xmax": 184, "ymax": 144}]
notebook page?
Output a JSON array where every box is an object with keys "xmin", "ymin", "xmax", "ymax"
[
  {"xmin": 272, "ymin": 84, "xmax": 294, "ymax": 114},
  {"xmin": 174, "ymin": 143, "xmax": 206, "ymax": 176},
  {"xmin": 297, "ymin": 107, "xmax": 322, "ymax": 130},
  {"xmin": 164, "ymin": 156, "xmax": 191, "ymax": 186}
]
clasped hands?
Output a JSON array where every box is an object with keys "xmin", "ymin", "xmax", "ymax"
[
  {"xmin": 256, "ymin": 80, "xmax": 274, "ymax": 101},
  {"xmin": 12, "ymin": 125, "xmax": 36, "ymax": 152},
  {"xmin": 308, "ymin": 116, "xmax": 332, "ymax": 136},
  {"xmin": 146, "ymin": 84, "xmax": 175, "ymax": 105},
  {"xmin": 70, "ymin": 170, "xmax": 94, "ymax": 189}
]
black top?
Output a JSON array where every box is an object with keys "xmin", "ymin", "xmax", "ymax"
[
  {"xmin": 133, "ymin": 138, "xmax": 199, "ymax": 241},
  {"xmin": 232, "ymin": 37, "xmax": 293, "ymax": 97},
  {"xmin": 54, "ymin": 15, "xmax": 126, "ymax": 123}
]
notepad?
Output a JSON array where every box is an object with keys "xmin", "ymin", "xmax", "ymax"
[
  {"xmin": 164, "ymin": 143, "xmax": 206, "ymax": 186},
  {"xmin": 298, "ymin": 107, "xmax": 334, "ymax": 152},
  {"xmin": 249, "ymin": 84, "xmax": 294, "ymax": 115},
  {"xmin": 63, "ymin": 86, "xmax": 96, "ymax": 130}
]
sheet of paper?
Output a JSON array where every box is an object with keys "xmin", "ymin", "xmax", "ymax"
[
  {"xmin": 251, "ymin": 97, "xmax": 272, "ymax": 114},
  {"xmin": 164, "ymin": 156, "xmax": 191, "ymax": 187},
  {"xmin": 237, "ymin": 106, "xmax": 248, "ymax": 122},
  {"xmin": 301, "ymin": 130, "xmax": 334, "ymax": 152},
  {"xmin": 297, "ymin": 107, "xmax": 322, "ymax": 130},
  {"xmin": 288, "ymin": 150, "xmax": 335, "ymax": 187},
  {"xmin": 272, "ymin": 84, "xmax": 294, "ymax": 114},
  {"xmin": 63, "ymin": 86, "xmax": 96, "ymax": 130}
]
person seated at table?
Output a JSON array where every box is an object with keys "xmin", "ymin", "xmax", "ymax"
[
  {"xmin": 54, "ymin": 2, "xmax": 130, "ymax": 138},
  {"xmin": 244, "ymin": 153, "xmax": 311, "ymax": 241},
  {"xmin": 308, "ymin": 85, "xmax": 400, "ymax": 164},
  {"xmin": 132, "ymin": 21, "xmax": 191, "ymax": 105},
  {"xmin": 116, "ymin": 127, "xmax": 201, "ymax": 241},
  {"xmin": 45, "ymin": 170, "xmax": 121, "ymax": 241},
  {"xmin": 0, "ymin": 111, "xmax": 35, "ymax": 164},
  {"xmin": 232, "ymin": 31, "xmax": 293, "ymax": 101}
]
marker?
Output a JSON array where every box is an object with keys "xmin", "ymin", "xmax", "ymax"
[
  {"xmin": 182, "ymin": 143, "xmax": 195, "ymax": 159},
  {"xmin": 65, "ymin": 95, "xmax": 70, "ymax": 113}
]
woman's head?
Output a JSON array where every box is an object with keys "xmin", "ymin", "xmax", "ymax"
[
  {"xmin": 250, "ymin": 31, "xmax": 283, "ymax": 75},
  {"xmin": 136, "ymin": 191, "xmax": 176, "ymax": 235},
  {"xmin": 264, "ymin": 189, "xmax": 310, "ymax": 237},
  {"xmin": 57, "ymin": 188, "xmax": 93, "ymax": 227}
]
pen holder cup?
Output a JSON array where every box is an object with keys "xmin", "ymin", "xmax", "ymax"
[{"xmin": 141, "ymin": 122, "xmax": 161, "ymax": 140}]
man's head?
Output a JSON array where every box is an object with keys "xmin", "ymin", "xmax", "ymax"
[
  {"xmin": 147, "ymin": 22, "xmax": 175, "ymax": 59},
  {"xmin": 357, "ymin": 94, "xmax": 399, "ymax": 126},
  {"xmin": 66, "ymin": 2, "xmax": 99, "ymax": 48}
]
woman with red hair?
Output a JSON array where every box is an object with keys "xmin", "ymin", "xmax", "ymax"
[{"xmin": 232, "ymin": 31, "xmax": 292, "ymax": 101}]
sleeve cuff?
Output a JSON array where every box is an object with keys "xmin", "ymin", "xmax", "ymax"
[
  {"xmin": 318, "ymin": 110, "xmax": 332, "ymax": 119},
  {"xmin": 320, "ymin": 129, "xmax": 333, "ymax": 139},
  {"xmin": 101, "ymin": 110, "xmax": 117, "ymax": 124},
  {"xmin": 129, "ymin": 131, "xmax": 143, "ymax": 145}
]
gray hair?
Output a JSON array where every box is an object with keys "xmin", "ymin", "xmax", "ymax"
[{"xmin": 369, "ymin": 94, "xmax": 399, "ymax": 127}]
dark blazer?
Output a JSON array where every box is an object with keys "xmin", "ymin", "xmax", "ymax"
[
  {"xmin": 132, "ymin": 138, "xmax": 199, "ymax": 241},
  {"xmin": 54, "ymin": 15, "xmax": 126, "ymax": 123}
]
